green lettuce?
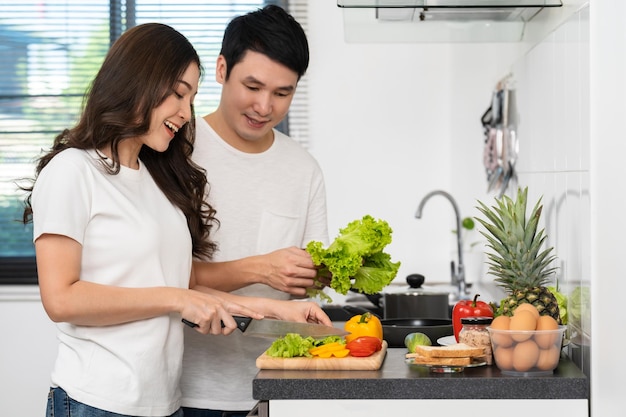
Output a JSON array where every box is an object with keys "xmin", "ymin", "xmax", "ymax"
[
  {"xmin": 265, "ymin": 334, "xmax": 344, "ymax": 358},
  {"xmin": 569, "ymin": 285, "xmax": 591, "ymax": 331},
  {"xmin": 266, "ymin": 333, "xmax": 316, "ymax": 358},
  {"xmin": 306, "ymin": 215, "xmax": 400, "ymax": 300}
]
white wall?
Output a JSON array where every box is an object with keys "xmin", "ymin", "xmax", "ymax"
[
  {"xmin": 307, "ymin": 2, "xmax": 519, "ymax": 295},
  {"xmin": 511, "ymin": 0, "xmax": 591, "ymax": 375},
  {"xmin": 589, "ymin": 0, "xmax": 626, "ymax": 415}
]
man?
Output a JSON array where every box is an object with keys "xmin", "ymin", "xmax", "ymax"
[{"xmin": 181, "ymin": 6, "xmax": 329, "ymax": 417}]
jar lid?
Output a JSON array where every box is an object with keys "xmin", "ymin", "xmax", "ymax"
[{"xmin": 460, "ymin": 316, "xmax": 494, "ymax": 325}]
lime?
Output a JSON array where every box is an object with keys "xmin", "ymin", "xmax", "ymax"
[{"xmin": 404, "ymin": 332, "xmax": 432, "ymax": 353}]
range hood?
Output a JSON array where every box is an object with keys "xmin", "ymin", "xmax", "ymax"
[{"xmin": 337, "ymin": 0, "xmax": 563, "ymax": 43}]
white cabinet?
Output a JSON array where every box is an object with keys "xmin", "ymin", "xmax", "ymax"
[
  {"xmin": 0, "ymin": 287, "xmax": 57, "ymax": 416},
  {"xmin": 269, "ymin": 399, "xmax": 588, "ymax": 417}
]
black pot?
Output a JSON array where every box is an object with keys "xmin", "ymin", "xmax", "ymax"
[
  {"xmin": 383, "ymin": 292, "xmax": 450, "ymax": 319},
  {"xmin": 381, "ymin": 318, "xmax": 453, "ymax": 348}
]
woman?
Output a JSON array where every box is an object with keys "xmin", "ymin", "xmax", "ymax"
[{"xmin": 22, "ymin": 23, "xmax": 330, "ymax": 417}]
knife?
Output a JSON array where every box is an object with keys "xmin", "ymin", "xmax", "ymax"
[{"xmin": 182, "ymin": 316, "xmax": 349, "ymax": 339}]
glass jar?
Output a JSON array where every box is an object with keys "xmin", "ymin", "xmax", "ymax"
[{"xmin": 458, "ymin": 316, "xmax": 493, "ymax": 365}]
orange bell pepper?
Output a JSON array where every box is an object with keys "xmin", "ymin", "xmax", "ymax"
[{"xmin": 343, "ymin": 312, "xmax": 383, "ymax": 343}]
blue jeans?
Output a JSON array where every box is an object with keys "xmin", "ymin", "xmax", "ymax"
[
  {"xmin": 181, "ymin": 407, "xmax": 248, "ymax": 417},
  {"xmin": 46, "ymin": 387, "xmax": 184, "ymax": 417}
]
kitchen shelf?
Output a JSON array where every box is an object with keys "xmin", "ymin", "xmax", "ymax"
[{"xmin": 337, "ymin": 0, "xmax": 563, "ymax": 43}]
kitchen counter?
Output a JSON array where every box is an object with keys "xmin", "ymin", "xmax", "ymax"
[
  {"xmin": 253, "ymin": 347, "xmax": 588, "ymax": 400},
  {"xmin": 252, "ymin": 347, "xmax": 589, "ymax": 417}
]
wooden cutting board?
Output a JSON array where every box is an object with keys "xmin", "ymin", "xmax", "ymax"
[{"xmin": 256, "ymin": 340, "xmax": 388, "ymax": 370}]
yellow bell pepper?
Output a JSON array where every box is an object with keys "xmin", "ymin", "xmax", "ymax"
[
  {"xmin": 317, "ymin": 348, "xmax": 351, "ymax": 358},
  {"xmin": 309, "ymin": 342, "xmax": 345, "ymax": 356},
  {"xmin": 309, "ymin": 342, "xmax": 349, "ymax": 358},
  {"xmin": 343, "ymin": 312, "xmax": 383, "ymax": 343}
]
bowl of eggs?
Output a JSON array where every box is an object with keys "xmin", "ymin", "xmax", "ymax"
[{"xmin": 487, "ymin": 304, "xmax": 565, "ymax": 376}]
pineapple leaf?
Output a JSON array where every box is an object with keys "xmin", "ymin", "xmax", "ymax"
[{"xmin": 474, "ymin": 186, "xmax": 558, "ymax": 291}]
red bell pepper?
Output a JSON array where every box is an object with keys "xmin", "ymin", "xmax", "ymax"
[
  {"xmin": 346, "ymin": 336, "xmax": 383, "ymax": 357},
  {"xmin": 451, "ymin": 294, "xmax": 494, "ymax": 342}
]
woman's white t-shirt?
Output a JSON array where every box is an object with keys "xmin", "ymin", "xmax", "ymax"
[{"xmin": 32, "ymin": 148, "xmax": 192, "ymax": 416}]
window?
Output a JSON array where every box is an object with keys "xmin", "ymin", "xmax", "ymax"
[{"xmin": 0, "ymin": 0, "xmax": 309, "ymax": 284}]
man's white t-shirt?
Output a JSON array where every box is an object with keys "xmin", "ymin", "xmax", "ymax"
[
  {"xmin": 32, "ymin": 148, "xmax": 192, "ymax": 416},
  {"xmin": 180, "ymin": 116, "xmax": 329, "ymax": 410}
]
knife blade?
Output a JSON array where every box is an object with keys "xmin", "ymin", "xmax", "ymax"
[{"xmin": 182, "ymin": 316, "xmax": 349, "ymax": 339}]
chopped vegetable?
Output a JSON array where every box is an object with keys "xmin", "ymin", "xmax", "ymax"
[
  {"xmin": 346, "ymin": 336, "xmax": 383, "ymax": 357},
  {"xmin": 309, "ymin": 342, "xmax": 350, "ymax": 358},
  {"xmin": 266, "ymin": 333, "xmax": 316, "ymax": 358},
  {"xmin": 306, "ymin": 215, "xmax": 401, "ymax": 300},
  {"xmin": 344, "ymin": 312, "xmax": 383, "ymax": 343},
  {"xmin": 265, "ymin": 334, "xmax": 346, "ymax": 358}
]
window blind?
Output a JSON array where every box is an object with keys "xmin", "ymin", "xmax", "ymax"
[{"xmin": 0, "ymin": 0, "xmax": 310, "ymax": 284}]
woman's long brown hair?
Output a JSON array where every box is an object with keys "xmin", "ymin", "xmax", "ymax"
[{"xmin": 22, "ymin": 23, "xmax": 218, "ymax": 259}]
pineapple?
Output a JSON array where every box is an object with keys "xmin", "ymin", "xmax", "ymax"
[{"xmin": 475, "ymin": 187, "xmax": 561, "ymax": 324}]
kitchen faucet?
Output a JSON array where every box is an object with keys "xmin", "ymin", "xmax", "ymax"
[{"xmin": 415, "ymin": 190, "xmax": 469, "ymax": 300}]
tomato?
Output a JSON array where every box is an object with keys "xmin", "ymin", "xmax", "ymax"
[
  {"xmin": 343, "ymin": 312, "xmax": 383, "ymax": 343},
  {"xmin": 452, "ymin": 293, "xmax": 494, "ymax": 342},
  {"xmin": 346, "ymin": 336, "xmax": 383, "ymax": 357}
]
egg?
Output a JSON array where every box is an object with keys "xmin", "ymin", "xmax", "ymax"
[
  {"xmin": 512, "ymin": 339, "xmax": 540, "ymax": 372},
  {"xmin": 489, "ymin": 316, "xmax": 513, "ymax": 347},
  {"xmin": 493, "ymin": 346, "xmax": 514, "ymax": 370},
  {"xmin": 536, "ymin": 315, "xmax": 559, "ymax": 330},
  {"xmin": 513, "ymin": 303, "xmax": 540, "ymax": 320},
  {"xmin": 535, "ymin": 315, "xmax": 560, "ymax": 348},
  {"xmin": 536, "ymin": 345, "xmax": 560, "ymax": 371},
  {"xmin": 491, "ymin": 315, "xmax": 511, "ymax": 330},
  {"xmin": 509, "ymin": 310, "xmax": 537, "ymax": 342}
]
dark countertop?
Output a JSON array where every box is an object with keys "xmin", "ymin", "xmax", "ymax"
[{"xmin": 253, "ymin": 347, "xmax": 589, "ymax": 401}]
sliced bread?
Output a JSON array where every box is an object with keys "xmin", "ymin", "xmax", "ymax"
[
  {"xmin": 409, "ymin": 354, "xmax": 471, "ymax": 366},
  {"xmin": 412, "ymin": 343, "xmax": 485, "ymax": 358}
]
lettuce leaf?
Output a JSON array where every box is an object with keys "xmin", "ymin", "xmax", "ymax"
[
  {"xmin": 266, "ymin": 333, "xmax": 316, "ymax": 358},
  {"xmin": 306, "ymin": 215, "xmax": 400, "ymax": 299},
  {"xmin": 265, "ymin": 334, "xmax": 345, "ymax": 358}
]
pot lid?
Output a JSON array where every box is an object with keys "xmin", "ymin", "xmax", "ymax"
[{"xmin": 382, "ymin": 274, "xmax": 450, "ymax": 296}]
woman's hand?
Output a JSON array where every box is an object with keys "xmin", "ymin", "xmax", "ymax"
[
  {"xmin": 263, "ymin": 300, "xmax": 332, "ymax": 327},
  {"xmin": 179, "ymin": 288, "xmax": 264, "ymax": 335}
]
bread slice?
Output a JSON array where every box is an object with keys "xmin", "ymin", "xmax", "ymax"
[
  {"xmin": 409, "ymin": 354, "xmax": 471, "ymax": 366},
  {"xmin": 412, "ymin": 343, "xmax": 485, "ymax": 358}
]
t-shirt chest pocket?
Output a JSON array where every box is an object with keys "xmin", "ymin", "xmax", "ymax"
[{"xmin": 256, "ymin": 210, "xmax": 304, "ymax": 253}]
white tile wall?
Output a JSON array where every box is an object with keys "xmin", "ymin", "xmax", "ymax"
[{"xmin": 510, "ymin": 5, "xmax": 591, "ymax": 375}]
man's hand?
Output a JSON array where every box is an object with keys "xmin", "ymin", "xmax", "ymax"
[
  {"xmin": 193, "ymin": 246, "xmax": 330, "ymax": 295},
  {"xmin": 261, "ymin": 247, "xmax": 324, "ymax": 297}
]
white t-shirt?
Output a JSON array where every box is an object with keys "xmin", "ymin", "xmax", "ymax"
[
  {"xmin": 180, "ymin": 117, "xmax": 329, "ymax": 410},
  {"xmin": 32, "ymin": 148, "xmax": 192, "ymax": 416}
]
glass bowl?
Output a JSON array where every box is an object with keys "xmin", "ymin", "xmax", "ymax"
[{"xmin": 487, "ymin": 326, "xmax": 566, "ymax": 376}]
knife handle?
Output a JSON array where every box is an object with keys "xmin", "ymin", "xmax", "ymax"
[
  {"xmin": 183, "ymin": 316, "xmax": 251, "ymax": 331},
  {"xmin": 181, "ymin": 318, "xmax": 198, "ymax": 328},
  {"xmin": 223, "ymin": 316, "xmax": 252, "ymax": 332}
]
